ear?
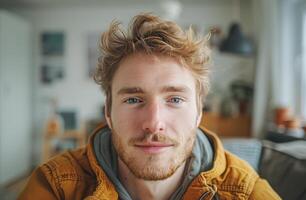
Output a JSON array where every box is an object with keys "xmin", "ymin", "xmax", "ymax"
[
  {"xmin": 196, "ymin": 111, "xmax": 203, "ymax": 127},
  {"xmin": 104, "ymin": 104, "xmax": 113, "ymax": 129}
]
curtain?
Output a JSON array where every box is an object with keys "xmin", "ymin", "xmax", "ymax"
[
  {"xmin": 252, "ymin": 0, "xmax": 280, "ymax": 138},
  {"xmin": 251, "ymin": 0, "xmax": 305, "ymax": 137}
]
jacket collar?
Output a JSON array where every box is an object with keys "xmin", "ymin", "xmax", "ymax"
[{"xmin": 85, "ymin": 124, "xmax": 119, "ymax": 200}]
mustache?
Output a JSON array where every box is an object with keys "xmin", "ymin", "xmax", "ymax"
[{"xmin": 128, "ymin": 132, "xmax": 179, "ymax": 146}]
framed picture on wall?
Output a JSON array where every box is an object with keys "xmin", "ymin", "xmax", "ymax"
[
  {"xmin": 40, "ymin": 57, "xmax": 65, "ymax": 84},
  {"xmin": 41, "ymin": 32, "xmax": 65, "ymax": 56},
  {"xmin": 57, "ymin": 110, "xmax": 78, "ymax": 131},
  {"xmin": 40, "ymin": 32, "xmax": 65, "ymax": 84}
]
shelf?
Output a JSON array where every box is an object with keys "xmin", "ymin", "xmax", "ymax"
[{"xmin": 200, "ymin": 112, "xmax": 251, "ymax": 137}]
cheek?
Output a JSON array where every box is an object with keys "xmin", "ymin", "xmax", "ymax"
[
  {"xmin": 167, "ymin": 113, "xmax": 198, "ymax": 146},
  {"xmin": 111, "ymin": 105, "xmax": 140, "ymax": 131},
  {"xmin": 173, "ymin": 105, "xmax": 198, "ymax": 126}
]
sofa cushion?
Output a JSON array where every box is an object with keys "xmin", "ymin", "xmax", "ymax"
[
  {"xmin": 259, "ymin": 141, "xmax": 306, "ymax": 200},
  {"xmin": 222, "ymin": 138, "xmax": 262, "ymax": 171}
]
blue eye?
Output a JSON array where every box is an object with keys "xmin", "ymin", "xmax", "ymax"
[
  {"xmin": 168, "ymin": 97, "xmax": 184, "ymax": 104},
  {"xmin": 124, "ymin": 97, "xmax": 143, "ymax": 104}
]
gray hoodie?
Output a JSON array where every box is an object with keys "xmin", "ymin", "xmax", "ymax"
[{"xmin": 93, "ymin": 127, "xmax": 214, "ymax": 200}]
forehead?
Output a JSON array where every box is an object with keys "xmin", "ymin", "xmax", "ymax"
[{"xmin": 111, "ymin": 53, "xmax": 196, "ymax": 94}]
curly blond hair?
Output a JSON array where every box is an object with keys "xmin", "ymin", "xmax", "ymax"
[{"xmin": 94, "ymin": 13, "xmax": 211, "ymax": 113}]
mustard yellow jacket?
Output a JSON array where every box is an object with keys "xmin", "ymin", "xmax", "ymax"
[{"xmin": 18, "ymin": 126, "xmax": 281, "ymax": 200}]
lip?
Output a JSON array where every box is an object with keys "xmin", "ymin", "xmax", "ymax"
[{"xmin": 134, "ymin": 143, "xmax": 174, "ymax": 154}]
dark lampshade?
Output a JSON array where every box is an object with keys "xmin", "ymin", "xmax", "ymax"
[{"xmin": 219, "ymin": 23, "xmax": 254, "ymax": 56}]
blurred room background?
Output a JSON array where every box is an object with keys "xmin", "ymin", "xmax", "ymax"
[{"xmin": 0, "ymin": 0, "xmax": 305, "ymax": 199}]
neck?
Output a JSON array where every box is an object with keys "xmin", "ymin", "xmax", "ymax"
[{"xmin": 118, "ymin": 159, "xmax": 186, "ymax": 200}]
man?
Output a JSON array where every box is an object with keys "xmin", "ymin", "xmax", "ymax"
[{"xmin": 19, "ymin": 14, "xmax": 281, "ymax": 200}]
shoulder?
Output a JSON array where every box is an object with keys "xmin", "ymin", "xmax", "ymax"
[
  {"xmin": 249, "ymin": 178, "xmax": 282, "ymax": 200},
  {"xmin": 40, "ymin": 147, "xmax": 95, "ymax": 184},
  {"xmin": 210, "ymin": 151, "xmax": 258, "ymax": 195},
  {"xmin": 199, "ymin": 127, "xmax": 259, "ymax": 187},
  {"xmin": 37, "ymin": 148, "xmax": 97, "ymax": 199},
  {"xmin": 194, "ymin": 127, "xmax": 280, "ymax": 199},
  {"xmin": 223, "ymin": 150, "xmax": 258, "ymax": 175},
  {"xmin": 18, "ymin": 147, "xmax": 97, "ymax": 200},
  {"xmin": 216, "ymin": 151, "xmax": 280, "ymax": 199}
]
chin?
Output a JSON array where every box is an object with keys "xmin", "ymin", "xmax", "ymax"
[
  {"xmin": 133, "ymin": 166, "xmax": 178, "ymax": 181},
  {"xmin": 125, "ymin": 155, "xmax": 186, "ymax": 181}
]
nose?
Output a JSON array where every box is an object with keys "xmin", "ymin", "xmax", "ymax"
[{"xmin": 142, "ymin": 101, "xmax": 165, "ymax": 133}]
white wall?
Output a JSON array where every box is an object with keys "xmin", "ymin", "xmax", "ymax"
[
  {"xmin": 9, "ymin": 1, "xmax": 249, "ymax": 165},
  {"xmin": 0, "ymin": 10, "xmax": 32, "ymax": 184},
  {"xmin": 303, "ymin": 12, "xmax": 306, "ymax": 120}
]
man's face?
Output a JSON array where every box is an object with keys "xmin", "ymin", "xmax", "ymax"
[{"xmin": 106, "ymin": 53, "xmax": 201, "ymax": 181}]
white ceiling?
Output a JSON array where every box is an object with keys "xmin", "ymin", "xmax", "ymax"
[{"xmin": 0, "ymin": 0, "xmax": 236, "ymax": 8}]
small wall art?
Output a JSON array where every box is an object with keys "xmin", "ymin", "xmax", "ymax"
[
  {"xmin": 40, "ymin": 31, "xmax": 66, "ymax": 84},
  {"xmin": 41, "ymin": 32, "xmax": 65, "ymax": 56}
]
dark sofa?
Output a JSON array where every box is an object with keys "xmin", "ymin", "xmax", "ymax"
[{"xmin": 222, "ymin": 138, "xmax": 306, "ymax": 200}]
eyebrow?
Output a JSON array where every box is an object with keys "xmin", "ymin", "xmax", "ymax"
[
  {"xmin": 116, "ymin": 86, "xmax": 191, "ymax": 95},
  {"xmin": 117, "ymin": 87, "xmax": 144, "ymax": 95},
  {"xmin": 160, "ymin": 86, "xmax": 191, "ymax": 93}
]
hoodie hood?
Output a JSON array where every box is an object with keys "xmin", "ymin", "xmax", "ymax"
[{"xmin": 93, "ymin": 127, "xmax": 214, "ymax": 200}]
